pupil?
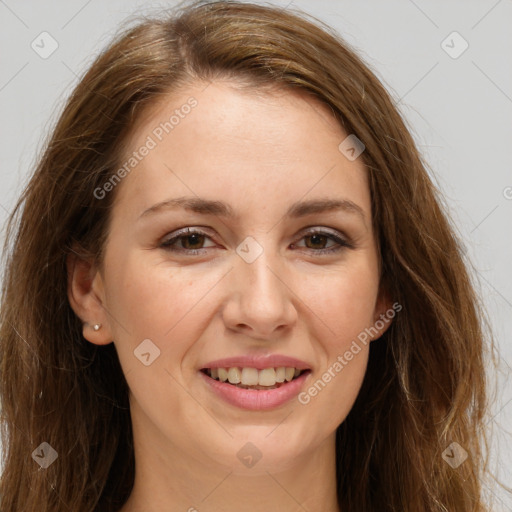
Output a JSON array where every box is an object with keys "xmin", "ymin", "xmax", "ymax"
[
  {"xmin": 183, "ymin": 234, "xmax": 204, "ymax": 249},
  {"xmin": 306, "ymin": 234, "xmax": 326, "ymax": 249}
]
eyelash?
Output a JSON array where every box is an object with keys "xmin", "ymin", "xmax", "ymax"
[{"xmin": 160, "ymin": 227, "xmax": 352, "ymax": 256}]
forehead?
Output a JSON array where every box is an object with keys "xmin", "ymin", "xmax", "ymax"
[{"xmin": 111, "ymin": 80, "xmax": 370, "ymax": 221}]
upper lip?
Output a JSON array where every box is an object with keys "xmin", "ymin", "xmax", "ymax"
[{"xmin": 201, "ymin": 355, "xmax": 311, "ymax": 371}]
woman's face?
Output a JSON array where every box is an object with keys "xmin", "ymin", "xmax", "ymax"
[{"xmin": 77, "ymin": 80, "xmax": 390, "ymax": 474}]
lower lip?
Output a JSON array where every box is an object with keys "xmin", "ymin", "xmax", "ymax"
[{"xmin": 200, "ymin": 371, "xmax": 311, "ymax": 411}]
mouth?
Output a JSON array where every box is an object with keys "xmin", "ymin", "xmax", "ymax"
[
  {"xmin": 201, "ymin": 366, "xmax": 310, "ymax": 390},
  {"xmin": 199, "ymin": 355, "xmax": 312, "ymax": 410}
]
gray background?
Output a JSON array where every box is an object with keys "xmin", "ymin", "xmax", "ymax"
[{"xmin": 0, "ymin": 0, "xmax": 510, "ymax": 508}]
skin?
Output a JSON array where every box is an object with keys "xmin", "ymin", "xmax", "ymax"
[{"xmin": 68, "ymin": 80, "xmax": 392, "ymax": 512}]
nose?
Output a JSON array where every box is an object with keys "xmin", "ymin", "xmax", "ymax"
[{"xmin": 221, "ymin": 246, "xmax": 298, "ymax": 340}]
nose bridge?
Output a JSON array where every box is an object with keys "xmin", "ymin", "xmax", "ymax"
[
  {"xmin": 238, "ymin": 240, "xmax": 286, "ymax": 307},
  {"xmin": 224, "ymin": 236, "xmax": 296, "ymax": 336}
]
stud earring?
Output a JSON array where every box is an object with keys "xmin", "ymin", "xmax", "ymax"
[{"xmin": 93, "ymin": 323, "xmax": 102, "ymax": 331}]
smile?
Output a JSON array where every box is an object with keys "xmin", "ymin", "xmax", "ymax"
[
  {"xmin": 201, "ymin": 366, "xmax": 306, "ymax": 389},
  {"xmin": 200, "ymin": 366, "xmax": 312, "ymax": 410}
]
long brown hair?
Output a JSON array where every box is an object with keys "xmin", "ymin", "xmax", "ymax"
[{"xmin": 0, "ymin": 1, "xmax": 496, "ymax": 510}]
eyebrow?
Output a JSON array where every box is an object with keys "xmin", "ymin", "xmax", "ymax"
[{"xmin": 138, "ymin": 196, "xmax": 366, "ymax": 222}]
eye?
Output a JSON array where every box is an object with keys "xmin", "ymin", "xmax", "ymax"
[
  {"xmin": 291, "ymin": 229, "xmax": 352, "ymax": 255},
  {"xmin": 160, "ymin": 228, "xmax": 216, "ymax": 255},
  {"xmin": 160, "ymin": 226, "xmax": 352, "ymax": 256}
]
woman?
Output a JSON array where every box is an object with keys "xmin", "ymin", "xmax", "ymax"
[{"xmin": 0, "ymin": 1, "xmax": 495, "ymax": 510}]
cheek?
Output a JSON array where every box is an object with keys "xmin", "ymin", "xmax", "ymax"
[
  {"xmin": 104, "ymin": 252, "xmax": 224, "ymax": 362},
  {"xmin": 297, "ymin": 259, "xmax": 380, "ymax": 348},
  {"xmin": 297, "ymin": 345, "xmax": 369, "ymax": 437},
  {"xmin": 292, "ymin": 259, "xmax": 377, "ymax": 423},
  {"xmin": 105, "ymin": 252, "xmax": 190, "ymax": 329}
]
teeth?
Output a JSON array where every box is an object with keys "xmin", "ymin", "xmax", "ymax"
[
  {"xmin": 275, "ymin": 367, "xmax": 286, "ymax": 383},
  {"xmin": 227, "ymin": 367, "xmax": 241, "ymax": 384},
  {"xmin": 207, "ymin": 366, "xmax": 305, "ymax": 387},
  {"xmin": 241, "ymin": 367, "xmax": 259, "ymax": 386},
  {"xmin": 258, "ymin": 368, "xmax": 276, "ymax": 386}
]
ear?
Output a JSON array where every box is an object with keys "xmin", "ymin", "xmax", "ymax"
[
  {"xmin": 370, "ymin": 285, "xmax": 396, "ymax": 342},
  {"xmin": 66, "ymin": 248, "xmax": 114, "ymax": 345}
]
